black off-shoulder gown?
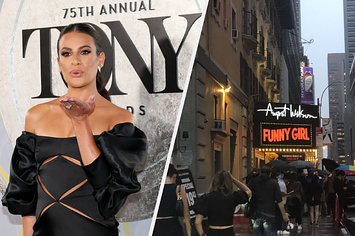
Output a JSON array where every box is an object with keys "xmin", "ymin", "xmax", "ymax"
[{"xmin": 2, "ymin": 123, "xmax": 147, "ymax": 236}]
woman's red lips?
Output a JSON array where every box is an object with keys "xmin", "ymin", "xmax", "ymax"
[{"xmin": 70, "ymin": 70, "xmax": 83, "ymax": 77}]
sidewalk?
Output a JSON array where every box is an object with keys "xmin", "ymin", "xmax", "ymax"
[
  {"xmin": 233, "ymin": 215, "xmax": 348, "ymax": 236},
  {"xmin": 344, "ymin": 211, "xmax": 355, "ymax": 236}
]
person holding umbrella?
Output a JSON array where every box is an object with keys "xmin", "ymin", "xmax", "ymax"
[
  {"xmin": 276, "ymin": 173, "xmax": 292, "ymax": 234},
  {"xmin": 305, "ymin": 175, "xmax": 323, "ymax": 227},
  {"xmin": 287, "ymin": 173, "xmax": 305, "ymax": 230},
  {"xmin": 333, "ymin": 170, "xmax": 348, "ymax": 222},
  {"xmin": 335, "ymin": 165, "xmax": 355, "ymax": 175},
  {"xmin": 324, "ymin": 170, "xmax": 337, "ymax": 220},
  {"xmin": 323, "ymin": 159, "xmax": 340, "ymax": 220}
]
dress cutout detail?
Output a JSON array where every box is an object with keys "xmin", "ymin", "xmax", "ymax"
[{"xmin": 2, "ymin": 123, "xmax": 147, "ymax": 236}]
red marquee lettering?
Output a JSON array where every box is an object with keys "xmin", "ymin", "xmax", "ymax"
[
  {"xmin": 263, "ymin": 127, "xmax": 309, "ymax": 143},
  {"xmin": 284, "ymin": 128, "xmax": 291, "ymax": 141},
  {"xmin": 263, "ymin": 129, "xmax": 270, "ymax": 142}
]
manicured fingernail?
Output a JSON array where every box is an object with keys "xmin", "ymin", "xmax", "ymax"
[{"xmin": 92, "ymin": 94, "xmax": 95, "ymax": 100}]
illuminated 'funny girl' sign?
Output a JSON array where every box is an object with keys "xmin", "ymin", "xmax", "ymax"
[{"xmin": 253, "ymin": 102, "xmax": 319, "ymax": 148}]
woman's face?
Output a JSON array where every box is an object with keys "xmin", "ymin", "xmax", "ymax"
[{"xmin": 57, "ymin": 32, "xmax": 105, "ymax": 89}]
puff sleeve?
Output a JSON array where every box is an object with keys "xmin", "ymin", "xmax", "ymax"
[
  {"xmin": 194, "ymin": 193, "xmax": 208, "ymax": 217},
  {"xmin": 82, "ymin": 123, "xmax": 147, "ymax": 219},
  {"xmin": 1, "ymin": 132, "xmax": 37, "ymax": 216},
  {"xmin": 232, "ymin": 191, "xmax": 249, "ymax": 205}
]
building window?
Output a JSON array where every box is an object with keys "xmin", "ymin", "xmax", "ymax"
[
  {"xmin": 225, "ymin": 102, "xmax": 228, "ymax": 121},
  {"xmin": 214, "ymin": 95, "xmax": 218, "ymax": 120},
  {"xmin": 240, "ymin": 54, "xmax": 251, "ymax": 95},
  {"xmin": 214, "ymin": 150, "xmax": 222, "ymax": 175},
  {"xmin": 214, "ymin": 142, "xmax": 223, "ymax": 175},
  {"xmin": 230, "ymin": 129, "xmax": 237, "ymax": 173},
  {"xmin": 213, "ymin": 0, "xmax": 221, "ymax": 16},
  {"xmin": 223, "ymin": 0, "xmax": 227, "ymax": 18},
  {"xmin": 231, "ymin": 6, "xmax": 239, "ymax": 42}
]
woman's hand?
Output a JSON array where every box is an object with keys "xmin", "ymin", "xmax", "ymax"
[
  {"xmin": 228, "ymin": 171, "xmax": 252, "ymax": 197},
  {"xmin": 23, "ymin": 216, "xmax": 36, "ymax": 236},
  {"xmin": 59, "ymin": 95, "xmax": 95, "ymax": 122},
  {"xmin": 195, "ymin": 214, "xmax": 204, "ymax": 236}
]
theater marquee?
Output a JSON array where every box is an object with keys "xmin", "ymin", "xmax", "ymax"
[{"xmin": 254, "ymin": 102, "xmax": 319, "ymax": 148}]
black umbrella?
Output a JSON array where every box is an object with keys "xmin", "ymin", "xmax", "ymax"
[
  {"xmin": 266, "ymin": 160, "xmax": 296, "ymax": 172},
  {"xmin": 322, "ymin": 158, "xmax": 340, "ymax": 172},
  {"xmin": 309, "ymin": 168, "xmax": 329, "ymax": 176},
  {"xmin": 289, "ymin": 160, "xmax": 314, "ymax": 169}
]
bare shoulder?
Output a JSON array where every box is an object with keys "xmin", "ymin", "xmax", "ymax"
[
  {"xmin": 25, "ymin": 100, "xmax": 59, "ymax": 132},
  {"xmin": 100, "ymin": 101, "xmax": 134, "ymax": 128}
]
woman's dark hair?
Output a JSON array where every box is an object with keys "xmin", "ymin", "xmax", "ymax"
[
  {"xmin": 260, "ymin": 165, "xmax": 271, "ymax": 176},
  {"xmin": 57, "ymin": 23, "xmax": 110, "ymax": 101},
  {"xmin": 209, "ymin": 170, "xmax": 233, "ymax": 195},
  {"xmin": 167, "ymin": 164, "xmax": 178, "ymax": 178},
  {"xmin": 290, "ymin": 172, "xmax": 298, "ymax": 182},
  {"xmin": 283, "ymin": 173, "xmax": 291, "ymax": 180},
  {"xmin": 311, "ymin": 174, "xmax": 319, "ymax": 184}
]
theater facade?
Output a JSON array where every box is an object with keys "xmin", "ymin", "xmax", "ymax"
[{"xmin": 253, "ymin": 102, "xmax": 320, "ymax": 167}]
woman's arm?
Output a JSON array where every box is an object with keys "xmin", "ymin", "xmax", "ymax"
[
  {"xmin": 180, "ymin": 186, "xmax": 191, "ymax": 236},
  {"xmin": 195, "ymin": 214, "xmax": 205, "ymax": 236},
  {"xmin": 299, "ymin": 183, "xmax": 305, "ymax": 202},
  {"xmin": 71, "ymin": 117, "xmax": 101, "ymax": 165},
  {"xmin": 230, "ymin": 173, "xmax": 252, "ymax": 197},
  {"xmin": 59, "ymin": 95, "xmax": 99, "ymax": 165},
  {"xmin": 60, "ymin": 95, "xmax": 134, "ymax": 165},
  {"xmin": 324, "ymin": 176, "xmax": 328, "ymax": 183},
  {"xmin": 23, "ymin": 216, "xmax": 36, "ymax": 236},
  {"xmin": 277, "ymin": 201, "xmax": 290, "ymax": 222}
]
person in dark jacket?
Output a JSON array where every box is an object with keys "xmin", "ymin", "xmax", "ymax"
[
  {"xmin": 248, "ymin": 166, "xmax": 289, "ymax": 236},
  {"xmin": 306, "ymin": 175, "xmax": 323, "ymax": 227},
  {"xmin": 333, "ymin": 170, "xmax": 348, "ymax": 222},
  {"xmin": 246, "ymin": 168, "xmax": 260, "ymax": 184},
  {"xmin": 324, "ymin": 170, "xmax": 337, "ymax": 220},
  {"xmin": 287, "ymin": 173, "xmax": 305, "ymax": 230}
]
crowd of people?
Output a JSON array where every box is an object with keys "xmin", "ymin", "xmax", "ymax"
[
  {"xmin": 246, "ymin": 166, "xmax": 355, "ymax": 235},
  {"xmin": 154, "ymin": 164, "xmax": 355, "ymax": 236}
]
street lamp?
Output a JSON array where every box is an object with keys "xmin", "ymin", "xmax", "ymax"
[
  {"xmin": 317, "ymin": 80, "xmax": 346, "ymax": 125},
  {"xmin": 317, "ymin": 80, "xmax": 346, "ymax": 167}
]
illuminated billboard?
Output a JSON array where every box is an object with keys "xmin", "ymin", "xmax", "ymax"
[
  {"xmin": 260, "ymin": 123, "xmax": 312, "ymax": 147},
  {"xmin": 254, "ymin": 102, "xmax": 319, "ymax": 148},
  {"xmin": 300, "ymin": 66, "xmax": 314, "ymax": 104}
]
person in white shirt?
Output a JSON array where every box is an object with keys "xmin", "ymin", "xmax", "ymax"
[{"xmin": 277, "ymin": 173, "xmax": 291, "ymax": 235}]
